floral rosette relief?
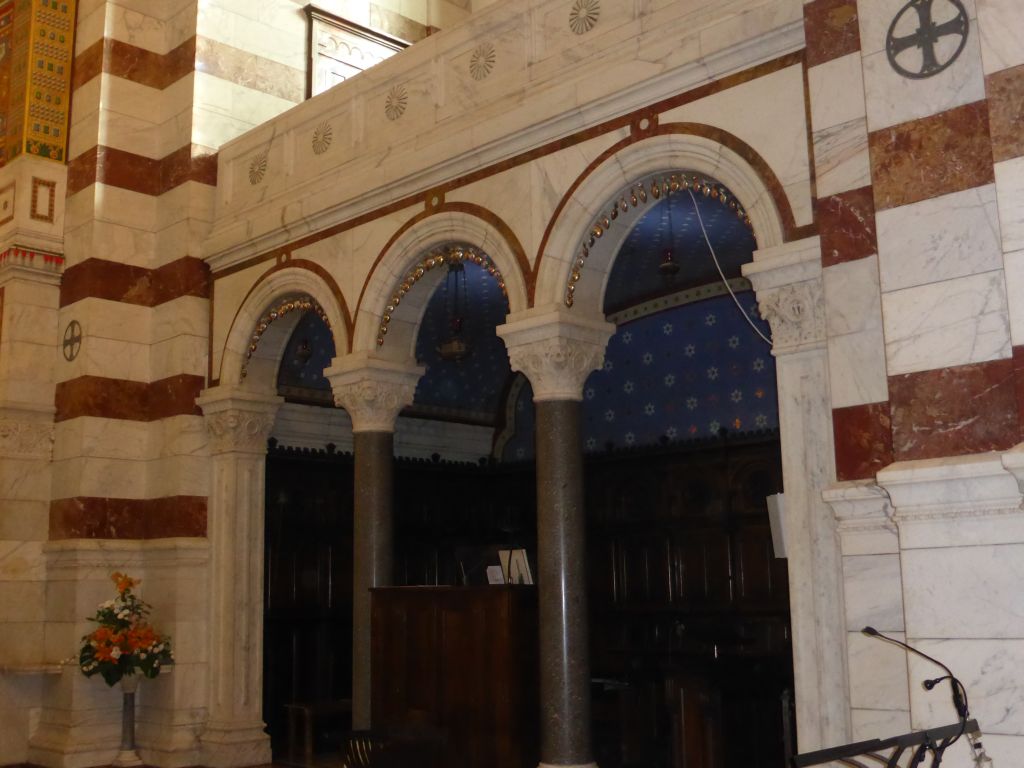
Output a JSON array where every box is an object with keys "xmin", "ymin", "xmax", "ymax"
[{"xmin": 78, "ymin": 572, "xmax": 174, "ymax": 686}]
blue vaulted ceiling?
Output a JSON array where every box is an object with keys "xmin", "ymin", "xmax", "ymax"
[{"xmin": 276, "ymin": 177, "xmax": 778, "ymax": 458}]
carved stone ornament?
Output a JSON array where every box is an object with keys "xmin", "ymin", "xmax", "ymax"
[
  {"xmin": 506, "ymin": 336, "xmax": 607, "ymax": 402},
  {"xmin": 756, "ymin": 280, "xmax": 825, "ymax": 352},
  {"xmin": 205, "ymin": 409, "xmax": 277, "ymax": 455},
  {"xmin": 0, "ymin": 418, "xmax": 54, "ymax": 459},
  {"xmin": 333, "ymin": 377, "xmax": 418, "ymax": 433}
]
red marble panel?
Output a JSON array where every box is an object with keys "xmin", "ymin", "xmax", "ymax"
[
  {"xmin": 71, "ymin": 38, "xmax": 104, "ymax": 91},
  {"xmin": 73, "ymin": 37, "xmax": 196, "ymax": 92},
  {"xmin": 987, "ymin": 64, "xmax": 1024, "ymax": 163},
  {"xmin": 67, "ymin": 144, "xmax": 218, "ymax": 197},
  {"xmin": 1013, "ymin": 346, "xmax": 1024, "ymax": 440},
  {"xmin": 61, "ymin": 257, "xmax": 210, "ymax": 307},
  {"xmin": 817, "ymin": 185, "xmax": 877, "ymax": 267},
  {"xmin": 804, "ymin": 0, "xmax": 861, "ymax": 68},
  {"xmin": 833, "ymin": 401, "xmax": 893, "ymax": 480},
  {"xmin": 162, "ymin": 144, "xmax": 218, "ymax": 189},
  {"xmin": 869, "ymin": 101, "xmax": 994, "ymax": 211},
  {"xmin": 49, "ymin": 496, "xmax": 207, "ymax": 539},
  {"xmin": 55, "ymin": 374, "xmax": 204, "ymax": 422},
  {"xmin": 66, "ymin": 147, "xmax": 98, "ymax": 196},
  {"xmin": 889, "ymin": 359, "xmax": 1019, "ymax": 461}
]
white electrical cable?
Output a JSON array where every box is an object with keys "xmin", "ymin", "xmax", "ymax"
[{"xmin": 686, "ymin": 187, "xmax": 773, "ymax": 347}]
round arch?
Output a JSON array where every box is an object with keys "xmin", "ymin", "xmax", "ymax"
[
  {"xmin": 353, "ymin": 206, "xmax": 531, "ymax": 360},
  {"xmin": 533, "ymin": 128, "xmax": 788, "ymax": 314},
  {"xmin": 219, "ymin": 263, "xmax": 351, "ymax": 391}
]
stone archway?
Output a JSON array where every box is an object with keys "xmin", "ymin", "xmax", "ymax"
[
  {"xmin": 527, "ymin": 131, "xmax": 849, "ymax": 754},
  {"xmin": 197, "ymin": 271, "xmax": 351, "ymax": 767}
]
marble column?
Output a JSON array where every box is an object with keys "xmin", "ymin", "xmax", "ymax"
[
  {"xmin": 742, "ymin": 237, "xmax": 851, "ymax": 752},
  {"xmin": 325, "ymin": 354, "xmax": 422, "ymax": 730},
  {"xmin": 196, "ymin": 387, "xmax": 281, "ymax": 768},
  {"xmin": 497, "ymin": 307, "xmax": 614, "ymax": 768}
]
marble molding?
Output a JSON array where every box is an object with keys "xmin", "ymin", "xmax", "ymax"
[
  {"xmin": 497, "ymin": 307, "xmax": 614, "ymax": 401},
  {"xmin": 869, "ymin": 101, "xmax": 995, "ymax": 211},
  {"xmin": 803, "ymin": 0, "xmax": 861, "ymax": 67},
  {"xmin": 817, "ymin": 185, "xmax": 877, "ymax": 267},
  {"xmin": 325, "ymin": 354, "xmax": 423, "ymax": 433}
]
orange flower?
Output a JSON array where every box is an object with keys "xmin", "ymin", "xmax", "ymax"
[{"xmin": 111, "ymin": 572, "xmax": 138, "ymax": 595}]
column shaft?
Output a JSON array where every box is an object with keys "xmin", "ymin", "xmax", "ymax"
[
  {"xmin": 535, "ymin": 400, "xmax": 593, "ymax": 766},
  {"xmin": 352, "ymin": 430, "xmax": 395, "ymax": 729}
]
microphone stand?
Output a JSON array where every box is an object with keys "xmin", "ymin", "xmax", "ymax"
[{"xmin": 791, "ymin": 628, "xmax": 994, "ymax": 767}]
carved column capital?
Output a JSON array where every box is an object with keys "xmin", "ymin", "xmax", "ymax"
[
  {"xmin": 497, "ymin": 306, "xmax": 614, "ymax": 401},
  {"xmin": 325, "ymin": 354, "xmax": 423, "ymax": 433},
  {"xmin": 743, "ymin": 236, "xmax": 825, "ymax": 354},
  {"xmin": 197, "ymin": 387, "xmax": 282, "ymax": 455}
]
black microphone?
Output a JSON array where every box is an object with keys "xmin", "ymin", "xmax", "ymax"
[{"xmin": 861, "ymin": 627, "xmax": 969, "ymax": 720}]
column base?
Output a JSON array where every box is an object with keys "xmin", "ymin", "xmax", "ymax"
[
  {"xmin": 200, "ymin": 722, "xmax": 271, "ymax": 768},
  {"xmin": 538, "ymin": 763, "xmax": 599, "ymax": 768},
  {"xmin": 111, "ymin": 748, "xmax": 143, "ymax": 767}
]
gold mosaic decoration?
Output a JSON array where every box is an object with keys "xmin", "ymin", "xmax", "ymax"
[
  {"xmin": 4, "ymin": 0, "xmax": 76, "ymax": 163},
  {"xmin": 564, "ymin": 174, "xmax": 751, "ymax": 307},
  {"xmin": 242, "ymin": 295, "xmax": 330, "ymax": 380},
  {"xmin": 377, "ymin": 244, "xmax": 508, "ymax": 346}
]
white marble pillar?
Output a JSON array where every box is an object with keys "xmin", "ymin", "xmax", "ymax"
[
  {"xmin": 743, "ymin": 237, "xmax": 851, "ymax": 752},
  {"xmin": 497, "ymin": 307, "xmax": 614, "ymax": 768},
  {"xmin": 196, "ymin": 387, "xmax": 281, "ymax": 768},
  {"xmin": 824, "ymin": 480, "xmax": 911, "ymax": 741},
  {"xmin": 325, "ymin": 353, "xmax": 422, "ymax": 730}
]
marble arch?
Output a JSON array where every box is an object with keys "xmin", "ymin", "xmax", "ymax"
[
  {"xmin": 533, "ymin": 128, "xmax": 786, "ymax": 313},
  {"xmin": 353, "ymin": 206, "xmax": 530, "ymax": 360},
  {"xmin": 528, "ymin": 128, "xmax": 850, "ymax": 752},
  {"xmin": 218, "ymin": 263, "xmax": 351, "ymax": 390}
]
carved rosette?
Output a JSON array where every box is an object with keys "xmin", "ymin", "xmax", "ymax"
[
  {"xmin": 756, "ymin": 279, "xmax": 825, "ymax": 353},
  {"xmin": 0, "ymin": 417, "xmax": 54, "ymax": 459},
  {"xmin": 332, "ymin": 377, "xmax": 418, "ymax": 433},
  {"xmin": 205, "ymin": 408, "xmax": 277, "ymax": 455}
]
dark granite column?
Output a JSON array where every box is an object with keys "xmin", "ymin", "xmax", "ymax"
[
  {"xmin": 327, "ymin": 355, "xmax": 423, "ymax": 730},
  {"xmin": 497, "ymin": 309, "xmax": 613, "ymax": 768},
  {"xmin": 534, "ymin": 399, "xmax": 592, "ymax": 765}
]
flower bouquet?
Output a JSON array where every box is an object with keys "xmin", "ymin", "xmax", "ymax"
[{"xmin": 78, "ymin": 572, "xmax": 174, "ymax": 686}]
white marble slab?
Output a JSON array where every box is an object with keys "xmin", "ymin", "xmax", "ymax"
[
  {"xmin": 861, "ymin": 28, "xmax": 986, "ymax": 132},
  {"xmin": 881, "ymin": 269, "xmax": 1010, "ymax": 375},
  {"xmin": 902, "ymin": 544, "xmax": 1024, "ymax": 638},
  {"xmin": 995, "ymin": 157, "xmax": 1024, "ymax": 254},
  {"xmin": 877, "ymin": 185, "xmax": 1003, "ymax": 293},
  {"xmin": 851, "ymin": 707, "xmax": 911, "ymax": 741},
  {"xmin": 977, "ymin": 0, "xmax": 1024, "ymax": 72},
  {"xmin": 809, "ymin": 53, "xmax": 866, "ymax": 132},
  {"xmin": 843, "ymin": 553, "xmax": 905, "ymax": 632},
  {"xmin": 848, "ymin": 629, "xmax": 911, "ymax": 711},
  {"xmin": 813, "ymin": 117, "xmax": 871, "ymax": 198},
  {"xmin": 824, "ymin": 255, "xmax": 882, "ymax": 337},
  {"xmin": 828, "ymin": 328, "xmax": 889, "ymax": 408},
  {"xmin": 1001, "ymin": 247, "xmax": 1024, "ymax": 345},
  {"xmin": 908, "ymin": 639, "xmax": 1024, "ymax": 736}
]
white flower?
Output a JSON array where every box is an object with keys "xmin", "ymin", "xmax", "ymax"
[
  {"xmin": 644, "ymin": 403, "xmax": 655, "ymax": 416},
  {"xmin": 585, "ymin": 387, "xmax": 595, "ymax": 400},
  {"xmin": 686, "ymin": 397, "xmax": 698, "ymax": 410},
  {"xmin": 586, "ymin": 437, "xmax": 597, "ymax": 450},
  {"xmin": 666, "ymin": 427, "xmax": 678, "ymax": 439},
  {"xmin": 709, "ymin": 420, "xmax": 720, "ymax": 433},
  {"xmin": 707, "ymin": 366, "xmax": 719, "ymax": 380},
  {"xmin": 642, "ymin": 352, "xmax": 654, "ymax": 365},
  {"xmin": 621, "ymin": 331, "xmax": 633, "ymax": 344},
  {"xmin": 753, "ymin": 357, "xmax": 765, "ymax": 372},
  {"xmin": 705, "ymin": 313, "xmax": 717, "ymax": 326},
  {"xmin": 663, "ymin": 374, "xmax": 675, "ymax": 387},
  {"xmin": 603, "ymin": 359, "xmax": 614, "ymax": 371},
  {"xmin": 756, "ymin": 414, "xmax": 768, "ymax": 427},
  {"xmin": 110, "ymin": 647, "xmax": 122, "ymax": 659},
  {"xmin": 625, "ymin": 432, "xmax": 635, "ymax": 445},
  {"xmin": 728, "ymin": 335, "xmax": 739, "ymax": 349},
  {"xmin": 684, "ymin": 344, "xmax": 696, "ymax": 357},
  {"xmin": 662, "ymin": 323, "xmax": 673, "ymax": 335},
  {"xmin": 604, "ymin": 409, "xmax": 615, "ymax": 422},
  {"xmin": 730, "ymin": 389, "xmax": 742, "ymax": 403},
  {"xmin": 623, "ymin": 380, "xmax": 634, "ymax": 394}
]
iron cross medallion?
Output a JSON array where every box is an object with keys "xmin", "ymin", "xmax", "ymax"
[{"xmin": 886, "ymin": 0, "xmax": 969, "ymax": 79}]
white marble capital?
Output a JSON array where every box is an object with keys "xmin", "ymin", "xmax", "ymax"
[
  {"xmin": 197, "ymin": 387, "xmax": 282, "ymax": 455},
  {"xmin": 743, "ymin": 237, "xmax": 825, "ymax": 354},
  {"xmin": 325, "ymin": 353, "xmax": 423, "ymax": 433},
  {"xmin": 497, "ymin": 306, "xmax": 614, "ymax": 402}
]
